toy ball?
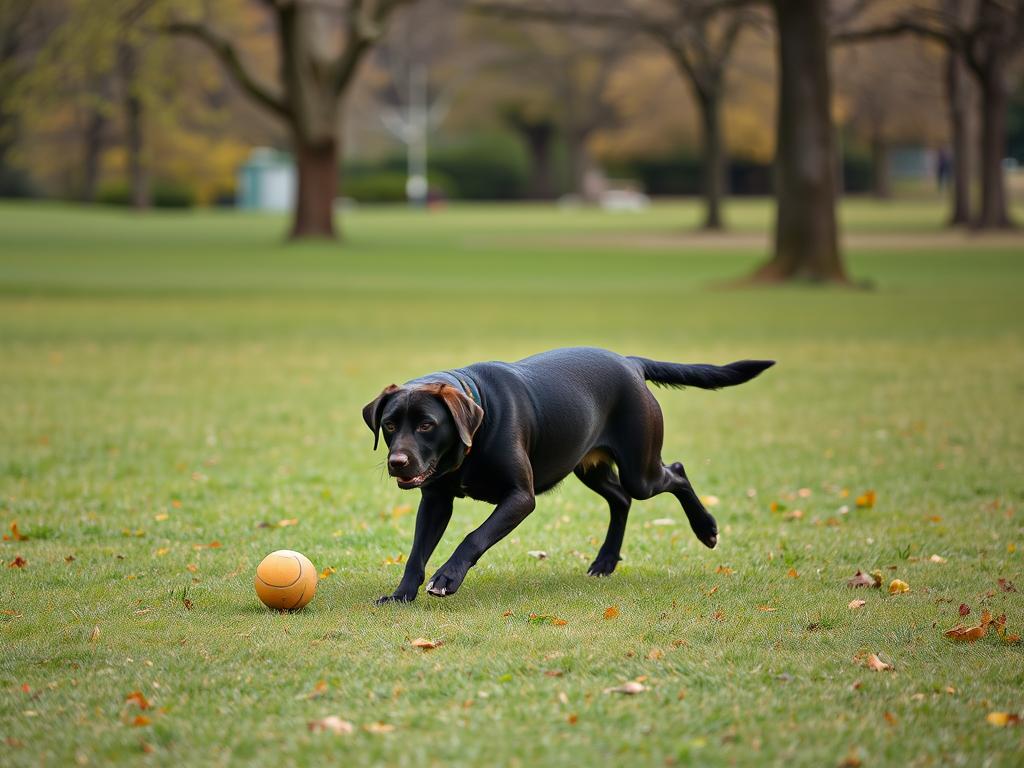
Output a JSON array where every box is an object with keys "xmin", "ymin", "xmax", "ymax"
[{"xmin": 254, "ymin": 549, "xmax": 318, "ymax": 611}]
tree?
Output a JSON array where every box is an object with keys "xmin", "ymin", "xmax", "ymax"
[
  {"xmin": 751, "ymin": 0, "xmax": 845, "ymax": 282},
  {"xmin": 167, "ymin": 0, "xmax": 415, "ymax": 239},
  {"xmin": 835, "ymin": 0, "xmax": 1024, "ymax": 229},
  {"xmin": 472, "ymin": 1, "xmax": 752, "ymax": 229}
]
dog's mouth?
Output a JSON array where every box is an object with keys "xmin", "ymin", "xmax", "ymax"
[{"xmin": 393, "ymin": 462, "xmax": 436, "ymax": 489}]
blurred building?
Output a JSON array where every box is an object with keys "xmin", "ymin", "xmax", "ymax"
[{"xmin": 236, "ymin": 148, "xmax": 295, "ymax": 212}]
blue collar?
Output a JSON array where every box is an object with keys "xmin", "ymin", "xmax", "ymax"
[{"xmin": 410, "ymin": 369, "xmax": 482, "ymax": 407}]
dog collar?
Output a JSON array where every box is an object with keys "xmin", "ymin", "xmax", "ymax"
[{"xmin": 413, "ymin": 369, "xmax": 481, "ymax": 408}]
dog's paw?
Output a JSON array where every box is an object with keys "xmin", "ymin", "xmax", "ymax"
[
  {"xmin": 692, "ymin": 519, "xmax": 718, "ymax": 549},
  {"xmin": 375, "ymin": 592, "xmax": 416, "ymax": 605},
  {"xmin": 426, "ymin": 559, "xmax": 470, "ymax": 597},
  {"xmin": 587, "ymin": 552, "xmax": 621, "ymax": 577}
]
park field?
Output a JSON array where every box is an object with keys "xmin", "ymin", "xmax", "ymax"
[{"xmin": 1, "ymin": 198, "xmax": 1022, "ymax": 766}]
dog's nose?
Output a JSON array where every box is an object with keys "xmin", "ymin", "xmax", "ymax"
[{"xmin": 388, "ymin": 452, "xmax": 410, "ymax": 471}]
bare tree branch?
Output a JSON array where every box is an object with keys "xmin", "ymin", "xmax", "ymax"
[{"xmin": 163, "ymin": 21, "xmax": 290, "ymax": 119}]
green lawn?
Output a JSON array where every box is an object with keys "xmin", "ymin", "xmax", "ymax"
[{"xmin": 1, "ymin": 199, "xmax": 1022, "ymax": 766}]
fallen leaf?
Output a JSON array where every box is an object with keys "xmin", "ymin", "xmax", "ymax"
[
  {"xmin": 307, "ymin": 680, "xmax": 328, "ymax": 698},
  {"xmin": 501, "ymin": 610, "xmax": 513, "ymax": 617},
  {"xmin": 155, "ymin": 548, "xmax": 170, "ymax": 557},
  {"xmin": 89, "ymin": 625, "xmax": 100, "ymax": 642},
  {"xmin": 883, "ymin": 711, "xmax": 898, "ymax": 726},
  {"xmin": 603, "ymin": 605, "xmax": 620, "ymax": 620},
  {"xmin": 604, "ymin": 681, "xmax": 647, "ymax": 695},
  {"xmin": 186, "ymin": 563, "xmax": 198, "ymax": 573},
  {"xmin": 865, "ymin": 653, "xmax": 893, "ymax": 672},
  {"xmin": 567, "ymin": 713, "xmax": 578, "ymax": 724},
  {"xmin": 6, "ymin": 521, "xmax": 28, "ymax": 541},
  {"xmin": 945, "ymin": 624, "xmax": 986, "ymax": 642},
  {"xmin": 527, "ymin": 550, "xmax": 548, "ymax": 559},
  {"xmin": 848, "ymin": 599, "xmax": 867, "ymax": 610},
  {"xmin": 839, "ymin": 747, "xmax": 865, "ymax": 767},
  {"xmin": 929, "ymin": 554, "xmax": 947, "ymax": 563},
  {"xmin": 701, "ymin": 495, "xmax": 720, "ymax": 507},
  {"xmin": 410, "ymin": 638, "xmax": 442, "ymax": 650},
  {"xmin": 797, "ymin": 488, "xmax": 812, "ymax": 498},
  {"xmin": 756, "ymin": 604, "xmax": 776, "ymax": 612},
  {"xmin": 552, "ymin": 618, "xmax": 567, "ymax": 626},
  {"xmin": 707, "ymin": 585, "xmax": 719, "ymax": 597},
  {"xmin": 889, "ymin": 579, "xmax": 910, "ymax": 594},
  {"xmin": 786, "ymin": 568, "xmax": 799, "ymax": 578},
  {"xmin": 308, "ymin": 716, "xmax": 354, "ymax": 735},
  {"xmin": 8, "ymin": 556, "xmax": 27, "ymax": 569},
  {"xmin": 855, "ymin": 490, "xmax": 876, "ymax": 508},
  {"xmin": 154, "ymin": 513, "xmax": 169, "ymax": 522},
  {"xmin": 544, "ymin": 670, "xmax": 563, "ymax": 677},
  {"xmin": 847, "ymin": 570, "xmax": 880, "ymax": 589},
  {"xmin": 363, "ymin": 722, "xmax": 395, "ymax": 734},
  {"xmin": 997, "ymin": 578, "xmax": 1017, "ymax": 593},
  {"xmin": 713, "ymin": 610, "xmax": 725, "ymax": 621},
  {"xmin": 646, "ymin": 648, "xmax": 664, "ymax": 660},
  {"xmin": 64, "ymin": 555, "xmax": 75, "ymax": 563},
  {"xmin": 715, "ymin": 565, "xmax": 735, "ymax": 575},
  {"xmin": 319, "ymin": 566, "xmax": 336, "ymax": 579},
  {"xmin": 651, "ymin": 518, "xmax": 676, "ymax": 526},
  {"xmin": 132, "ymin": 715, "xmax": 151, "ymax": 727},
  {"xmin": 277, "ymin": 518, "xmax": 298, "ymax": 528},
  {"xmin": 959, "ymin": 604, "xmax": 971, "ymax": 617},
  {"xmin": 986, "ymin": 712, "xmax": 1021, "ymax": 727},
  {"xmin": 125, "ymin": 691, "xmax": 151, "ymax": 710},
  {"xmin": 382, "ymin": 553, "xmax": 405, "ymax": 566}
]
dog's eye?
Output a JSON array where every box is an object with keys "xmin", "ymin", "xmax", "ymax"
[
  {"xmin": 382, "ymin": 422, "xmax": 396, "ymax": 433},
  {"xmin": 416, "ymin": 422, "xmax": 435, "ymax": 432}
]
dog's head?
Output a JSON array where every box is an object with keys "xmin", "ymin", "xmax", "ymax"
[{"xmin": 362, "ymin": 383, "xmax": 484, "ymax": 489}]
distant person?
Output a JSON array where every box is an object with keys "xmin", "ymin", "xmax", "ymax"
[{"xmin": 936, "ymin": 148, "xmax": 951, "ymax": 191}]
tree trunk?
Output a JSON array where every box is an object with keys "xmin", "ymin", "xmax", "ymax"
[
  {"xmin": 568, "ymin": 130, "xmax": 599, "ymax": 202},
  {"xmin": 870, "ymin": 132, "xmax": 890, "ymax": 199},
  {"xmin": 753, "ymin": 0, "xmax": 847, "ymax": 283},
  {"xmin": 944, "ymin": 46, "xmax": 971, "ymax": 224},
  {"xmin": 291, "ymin": 136, "xmax": 337, "ymax": 239},
  {"xmin": 697, "ymin": 89, "xmax": 725, "ymax": 230},
  {"xmin": 82, "ymin": 108, "xmax": 107, "ymax": 203},
  {"xmin": 125, "ymin": 91, "xmax": 148, "ymax": 210},
  {"xmin": 975, "ymin": 66, "xmax": 1011, "ymax": 228},
  {"xmin": 519, "ymin": 121, "xmax": 555, "ymax": 200}
]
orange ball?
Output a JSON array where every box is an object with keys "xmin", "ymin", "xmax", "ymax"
[{"xmin": 254, "ymin": 550, "xmax": 318, "ymax": 611}]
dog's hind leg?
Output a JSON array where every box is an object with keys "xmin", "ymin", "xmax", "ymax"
[
  {"xmin": 574, "ymin": 456, "xmax": 632, "ymax": 576},
  {"xmin": 610, "ymin": 391, "xmax": 719, "ymax": 549}
]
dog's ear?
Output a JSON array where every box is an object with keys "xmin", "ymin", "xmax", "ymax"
[
  {"xmin": 362, "ymin": 384, "xmax": 400, "ymax": 450},
  {"xmin": 435, "ymin": 385, "xmax": 485, "ymax": 450}
]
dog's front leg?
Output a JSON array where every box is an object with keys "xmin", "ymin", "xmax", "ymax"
[
  {"xmin": 376, "ymin": 489, "xmax": 454, "ymax": 604},
  {"xmin": 426, "ymin": 488, "xmax": 535, "ymax": 597}
]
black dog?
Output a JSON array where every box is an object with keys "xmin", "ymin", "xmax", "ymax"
[{"xmin": 363, "ymin": 347, "xmax": 773, "ymax": 603}]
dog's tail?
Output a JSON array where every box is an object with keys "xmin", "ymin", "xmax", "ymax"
[{"xmin": 629, "ymin": 357, "xmax": 775, "ymax": 390}]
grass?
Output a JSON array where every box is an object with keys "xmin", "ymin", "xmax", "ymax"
[{"xmin": 1, "ymin": 197, "xmax": 1022, "ymax": 767}]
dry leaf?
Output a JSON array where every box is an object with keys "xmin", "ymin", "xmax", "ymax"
[
  {"xmin": 756, "ymin": 605, "xmax": 776, "ymax": 612},
  {"xmin": 707, "ymin": 585, "xmax": 719, "ymax": 597},
  {"xmin": 883, "ymin": 711, "xmax": 898, "ymax": 726},
  {"xmin": 889, "ymin": 579, "xmax": 910, "ymax": 594},
  {"xmin": 132, "ymin": 715, "xmax": 151, "ymax": 727},
  {"xmin": 8, "ymin": 556, "xmax": 27, "ymax": 569},
  {"xmin": 944, "ymin": 625, "xmax": 986, "ymax": 642},
  {"xmin": 848, "ymin": 599, "xmax": 867, "ymax": 610},
  {"xmin": 997, "ymin": 578, "xmax": 1017, "ymax": 593},
  {"xmin": 986, "ymin": 712, "xmax": 1021, "ymax": 727},
  {"xmin": 308, "ymin": 716, "xmax": 354, "ymax": 735},
  {"xmin": 865, "ymin": 653, "xmax": 893, "ymax": 672},
  {"xmin": 125, "ymin": 691, "xmax": 151, "ymax": 710},
  {"xmin": 702, "ymin": 495, "xmax": 720, "ymax": 507},
  {"xmin": 604, "ymin": 681, "xmax": 647, "ymax": 695},
  {"xmin": 307, "ymin": 680, "xmax": 328, "ymax": 698},
  {"xmin": 959, "ymin": 604, "xmax": 971, "ymax": 617},
  {"xmin": 6, "ymin": 521, "xmax": 28, "ymax": 541},
  {"xmin": 855, "ymin": 490, "xmax": 876, "ymax": 508},
  {"xmin": 527, "ymin": 550, "xmax": 548, "ymax": 559},
  {"xmin": 544, "ymin": 670, "xmax": 563, "ymax": 677},
  {"xmin": 715, "ymin": 565, "xmax": 735, "ymax": 575},
  {"xmin": 847, "ymin": 570, "xmax": 880, "ymax": 589},
  {"xmin": 646, "ymin": 648, "xmax": 664, "ymax": 660},
  {"xmin": 786, "ymin": 568, "xmax": 799, "ymax": 578},
  {"xmin": 319, "ymin": 566, "xmax": 336, "ymax": 579},
  {"xmin": 89, "ymin": 625, "xmax": 100, "ymax": 642},
  {"xmin": 185, "ymin": 563, "xmax": 198, "ymax": 573},
  {"xmin": 410, "ymin": 638, "xmax": 442, "ymax": 650},
  {"xmin": 929, "ymin": 554, "xmax": 947, "ymax": 563},
  {"xmin": 567, "ymin": 713, "xmax": 578, "ymax": 724},
  {"xmin": 603, "ymin": 606, "xmax": 620, "ymax": 620},
  {"xmin": 154, "ymin": 513, "xmax": 169, "ymax": 522},
  {"xmin": 552, "ymin": 618, "xmax": 568, "ymax": 626},
  {"xmin": 651, "ymin": 518, "xmax": 676, "ymax": 526},
  {"xmin": 363, "ymin": 722, "xmax": 395, "ymax": 734},
  {"xmin": 277, "ymin": 518, "xmax": 298, "ymax": 527}
]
